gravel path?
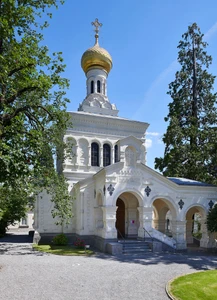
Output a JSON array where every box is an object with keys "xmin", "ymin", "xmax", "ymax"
[{"xmin": 0, "ymin": 233, "xmax": 217, "ymax": 300}]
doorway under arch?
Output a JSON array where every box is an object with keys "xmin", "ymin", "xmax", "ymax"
[
  {"xmin": 116, "ymin": 198, "xmax": 125, "ymax": 238},
  {"xmin": 115, "ymin": 192, "xmax": 139, "ymax": 239}
]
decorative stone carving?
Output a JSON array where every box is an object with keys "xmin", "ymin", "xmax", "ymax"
[
  {"xmin": 107, "ymin": 184, "xmax": 115, "ymax": 196},
  {"xmin": 80, "ymin": 93, "xmax": 118, "ymax": 114},
  {"xmin": 125, "ymin": 147, "xmax": 136, "ymax": 167},
  {"xmin": 178, "ymin": 199, "xmax": 184, "ymax": 210},
  {"xmin": 145, "ymin": 186, "xmax": 151, "ymax": 197},
  {"xmin": 118, "ymin": 169, "xmax": 146, "ymax": 185},
  {"xmin": 208, "ymin": 200, "xmax": 214, "ymax": 209}
]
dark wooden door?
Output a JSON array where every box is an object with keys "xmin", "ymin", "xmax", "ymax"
[{"xmin": 116, "ymin": 198, "xmax": 125, "ymax": 238}]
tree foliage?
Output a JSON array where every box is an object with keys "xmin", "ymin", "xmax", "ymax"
[
  {"xmin": 155, "ymin": 23, "xmax": 217, "ymax": 183},
  {"xmin": 207, "ymin": 205, "xmax": 217, "ymax": 232},
  {"xmin": 0, "ymin": 0, "xmax": 72, "ymax": 233}
]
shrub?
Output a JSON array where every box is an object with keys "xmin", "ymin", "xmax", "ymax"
[
  {"xmin": 192, "ymin": 232, "xmax": 202, "ymax": 239},
  {"xmin": 74, "ymin": 238, "xmax": 85, "ymax": 249},
  {"xmin": 52, "ymin": 234, "xmax": 68, "ymax": 246}
]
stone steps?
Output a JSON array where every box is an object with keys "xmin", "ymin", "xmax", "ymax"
[{"xmin": 118, "ymin": 240, "xmax": 152, "ymax": 254}]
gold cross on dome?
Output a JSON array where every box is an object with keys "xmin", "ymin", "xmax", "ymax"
[{"xmin": 91, "ymin": 18, "xmax": 102, "ymax": 35}]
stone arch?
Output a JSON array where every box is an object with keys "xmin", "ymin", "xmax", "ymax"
[
  {"xmin": 185, "ymin": 205, "xmax": 207, "ymax": 245},
  {"xmin": 87, "ymin": 76, "xmax": 95, "ymax": 94},
  {"xmin": 150, "ymin": 196, "xmax": 177, "ymax": 218},
  {"xmin": 90, "ymin": 139, "xmax": 101, "ymax": 148},
  {"xmin": 112, "ymin": 189, "xmax": 144, "ymax": 208},
  {"xmin": 152, "ymin": 197, "xmax": 177, "ymax": 236},
  {"xmin": 102, "ymin": 140, "xmax": 113, "ymax": 148},
  {"xmin": 184, "ymin": 203, "xmax": 207, "ymax": 218},
  {"xmin": 115, "ymin": 191, "xmax": 140, "ymax": 239}
]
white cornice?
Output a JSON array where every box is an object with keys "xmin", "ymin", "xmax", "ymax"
[{"xmin": 67, "ymin": 111, "xmax": 149, "ymax": 138}]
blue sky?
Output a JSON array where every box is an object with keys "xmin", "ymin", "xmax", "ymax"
[{"xmin": 41, "ymin": 0, "xmax": 217, "ymax": 169}]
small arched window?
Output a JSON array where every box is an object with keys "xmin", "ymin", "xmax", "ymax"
[
  {"xmin": 114, "ymin": 145, "xmax": 119, "ymax": 163},
  {"xmin": 103, "ymin": 144, "xmax": 111, "ymax": 167},
  {"xmin": 91, "ymin": 142, "xmax": 99, "ymax": 166},
  {"xmin": 91, "ymin": 80, "xmax": 94, "ymax": 93},
  {"xmin": 97, "ymin": 80, "xmax": 101, "ymax": 93}
]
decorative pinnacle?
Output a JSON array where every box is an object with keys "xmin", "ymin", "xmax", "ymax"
[{"xmin": 91, "ymin": 18, "xmax": 102, "ymax": 45}]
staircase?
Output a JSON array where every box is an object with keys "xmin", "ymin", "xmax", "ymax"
[{"xmin": 118, "ymin": 239, "xmax": 152, "ymax": 254}]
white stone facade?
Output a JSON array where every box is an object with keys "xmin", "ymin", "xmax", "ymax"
[{"xmin": 34, "ymin": 26, "xmax": 217, "ymax": 252}]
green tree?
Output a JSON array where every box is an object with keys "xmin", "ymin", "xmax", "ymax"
[
  {"xmin": 155, "ymin": 23, "xmax": 217, "ymax": 183},
  {"xmin": 0, "ymin": 0, "xmax": 72, "ymax": 234},
  {"xmin": 207, "ymin": 205, "xmax": 217, "ymax": 232}
]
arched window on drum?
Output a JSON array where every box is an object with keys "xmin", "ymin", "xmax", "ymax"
[
  {"xmin": 91, "ymin": 80, "xmax": 94, "ymax": 93},
  {"xmin": 97, "ymin": 80, "xmax": 101, "ymax": 93},
  {"xmin": 103, "ymin": 144, "xmax": 111, "ymax": 167},
  {"xmin": 114, "ymin": 144, "xmax": 119, "ymax": 163},
  {"xmin": 91, "ymin": 142, "xmax": 99, "ymax": 166}
]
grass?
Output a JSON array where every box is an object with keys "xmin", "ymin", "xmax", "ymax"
[
  {"xmin": 169, "ymin": 270, "xmax": 217, "ymax": 300},
  {"xmin": 33, "ymin": 244, "xmax": 94, "ymax": 256}
]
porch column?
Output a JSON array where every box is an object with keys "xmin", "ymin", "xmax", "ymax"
[
  {"xmin": 158, "ymin": 219, "xmax": 166, "ymax": 233},
  {"xmin": 88, "ymin": 146, "xmax": 91, "ymax": 167},
  {"xmin": 137, "ymin": 206, "xmax": 153, "ymax": 239},
  {"xmin": 200, "ymin": 218, "xmax": 213, "ymax": 248},
  {"xmin": 186, "ymin": 220, "xmax": 194, "ymax": 244},
  {"xmin": 101, "ymin": 206, "xmax": 117, "ymax": 239},
  {"xmin": 171, "ymin": 220, "xmax": 186, "ymax": 250},
  {"xmin": 100, "ymin": 147, "xmax": 103, "ymax": 167},
  {"xmin": 111, "ymin": 145, "xmax": 114, "ymax": 164}
]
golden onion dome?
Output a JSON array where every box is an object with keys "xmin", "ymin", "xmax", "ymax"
[
  {"xmin": 81, "ymin": 19, "xmax": 112, "ymax": 74},
  {"xmin": 81, "ymin": 41, "xmax": 112, "ymax": 74}
]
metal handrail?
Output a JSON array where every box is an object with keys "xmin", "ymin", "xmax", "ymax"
[
  {"xmin": 117, "ymin": 228, "xmax": 125, "ymax": 243},
  {"xmin": 143, "ymin": 227, "xmax": 154, "ymax": 242}
]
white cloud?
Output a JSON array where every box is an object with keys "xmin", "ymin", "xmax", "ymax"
[
  {"xmin": 204, "ymin": 22, "xmax": 217, "ymax": 41},
  {"xmin": 146, "ymin": 131, "xmax": 160, "ymax": 136},
  {"xmin": 145, "ymin": 138, "xmax": 152, "ymax": 149},
  {"xmin": 157, "ymin": 138, "xmax": 163, "ymax": 145}
]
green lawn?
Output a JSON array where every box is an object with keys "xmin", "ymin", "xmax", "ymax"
[
  {"xmin": 169, "ymin": 270, "xmax": 217, "ymax": 300},
  {"xmin": 33, "ymin": 244, "xmax": 94, "ymax": 256}
]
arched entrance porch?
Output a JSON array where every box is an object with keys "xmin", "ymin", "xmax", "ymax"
[
  {"xmin": 152, "ymin": 198, "xmax": 176, "ymax": 237},
  {"xmin": 185, "ymin": 205, "xmax": 207, "ymax": 248},
  {"xmin": 115, "ymin": 192, "xmax": 139, "ymax": 239}
]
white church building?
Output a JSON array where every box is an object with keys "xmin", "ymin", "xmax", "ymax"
[{"xmin": 34, "ymin": 19, "xmax": 217, "ymax": 254}]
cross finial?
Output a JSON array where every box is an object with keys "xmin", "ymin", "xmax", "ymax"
[{"xmin": 91, "ymin": 18, "xmax": 102, "ymax": 45}]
